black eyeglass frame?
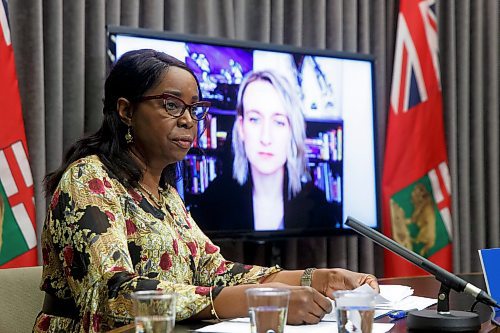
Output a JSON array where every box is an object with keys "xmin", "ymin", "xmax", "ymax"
[{"xmin": 135, "ymin": 92, "xmax": 211, "ymax": 121}]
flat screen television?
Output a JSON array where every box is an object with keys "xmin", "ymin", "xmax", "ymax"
[{"xmin": 107, "ymin": 26, "xmax": 379, "ymax": 238}]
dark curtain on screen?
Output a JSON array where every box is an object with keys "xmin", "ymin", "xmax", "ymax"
[{"xmin": 7, "ymin": 0, "xmax": 499, "ymax": 276}]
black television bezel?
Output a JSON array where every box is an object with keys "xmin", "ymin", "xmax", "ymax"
[{"xmin": 106, "ymin": 25, "xmax": 381, "ymax": 240}]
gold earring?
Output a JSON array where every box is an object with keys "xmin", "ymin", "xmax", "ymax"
[{"xmin": 125, "ymin": 127, "xmax": 133, "ymax": 144}]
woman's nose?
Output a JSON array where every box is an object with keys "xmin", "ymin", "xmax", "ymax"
[{"xmin": 260, "ymin": 120, "xmax": 272, "ymax": 145}]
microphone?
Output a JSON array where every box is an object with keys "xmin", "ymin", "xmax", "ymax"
[{"xmin": 346, "ymin": 216, "xmax": 499, "ymax": 331}]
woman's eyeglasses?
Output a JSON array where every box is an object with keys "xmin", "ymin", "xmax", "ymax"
[{"xmin": 136, "ymin": 93, "xmax": 211, "ymax": 121}]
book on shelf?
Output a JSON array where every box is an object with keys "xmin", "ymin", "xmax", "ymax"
[
  {"xmin": 184, "ymin": 156, "xmax": 218, "ymax": 194},
  {"xmin": 310, "ymin": 162, "xmax": 341, "ymax": 203},
  {"xmin": 305, "ymin": 127, "xmax": 343, "ymax": 162}
]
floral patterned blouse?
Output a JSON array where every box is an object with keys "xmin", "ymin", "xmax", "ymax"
[{"xmin": 33, "ymin": 155, "xmax": 281, "ymax": 333}]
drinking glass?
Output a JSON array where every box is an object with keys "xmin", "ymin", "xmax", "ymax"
[
  {"xmin": 333, "ymin": 290, "xmax": 376, "ymax": 333},
  {"xmin": 246, "ymin": 288, "xmax": 290, "ymax": 333},
  {"xmin": 131, "ymin": 290, "xmax": 176, "ymax": 333}
]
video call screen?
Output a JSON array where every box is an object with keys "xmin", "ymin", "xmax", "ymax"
[{"xmin": 108, "ymin": 27, "xmax": 379, "ymax": 237}]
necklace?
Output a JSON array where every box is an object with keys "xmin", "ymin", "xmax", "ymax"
[{"xmin": 137, "ymin": 182, "xmax": 164, "ymax": 208}]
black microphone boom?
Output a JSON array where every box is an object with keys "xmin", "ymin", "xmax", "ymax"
[
  {"xmin": 346, "ymin": 216, "xmax": 499, "ymax": 308},
  {"xmin": 346, "ymin": 216, "xmax": 499, "ymax": 332}
]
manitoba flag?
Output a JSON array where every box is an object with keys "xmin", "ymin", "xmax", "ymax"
[
  {"xmin": 0, "ymin": 0, "xmax": 37, "ymax": 268},
  {"xmin": 382, "ymin": 0, "xmax": 452, "ymax": 277}
]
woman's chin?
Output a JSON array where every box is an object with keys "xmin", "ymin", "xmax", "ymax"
[{"xmin": 251, "ymin": 166, "xmax": 284, "ymax": 177}]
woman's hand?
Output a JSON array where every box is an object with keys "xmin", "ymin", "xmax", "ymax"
[
  {"xmin": 286, "ymin": 286, "xmax": 332, "ymax": 325},
  {"xmin": 311, "ymin": 268, "xmax": 379, "ymax": 298}
]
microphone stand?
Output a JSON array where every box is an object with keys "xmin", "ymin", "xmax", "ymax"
[
  {"xmin": 406, "ymin": 283, "xmax": 480, "ymax": 332},
  {"xmin": 345, "ymin": 216, "xmax": 500, "ymax": 332}
]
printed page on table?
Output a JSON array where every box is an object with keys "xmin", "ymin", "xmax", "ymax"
[
  {"xmin": 322, "ymin": 283, "xmax": 436, "ymax": 322},
  {"xmin": 195, "ymin": 318, "xmax": 394, "ymax": 333}
]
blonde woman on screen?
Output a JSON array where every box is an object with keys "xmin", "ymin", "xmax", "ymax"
[
  {"xmin": 232, "ymin": 70, "xmax": 308, "ymax": 230},
  {"xmin": 195, "ymin": 69, "xmax": 338, "ymax": 232}
]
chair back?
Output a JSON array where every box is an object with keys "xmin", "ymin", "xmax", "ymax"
[{"xmin": 0, "ymin": 266, "xmax": 43, "ymax": 332}]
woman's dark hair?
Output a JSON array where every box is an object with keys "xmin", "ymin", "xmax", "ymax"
[{"xmin": 44, "ymin": 49, "xmax": 202, "ymax": 196}]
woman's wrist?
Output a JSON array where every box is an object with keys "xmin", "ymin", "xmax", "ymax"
[
  {"xmin": 260, "ymin": 270, "xmax": 303, "ymax": 286},
  {"xmin": 300, "ymin": 268, "xmax": 317, "ymax": 287}
]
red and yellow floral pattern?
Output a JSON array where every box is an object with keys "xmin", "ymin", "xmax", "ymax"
[{"xmin": 33, "ymin": 155, "xmax": 281, "ymax": 333}]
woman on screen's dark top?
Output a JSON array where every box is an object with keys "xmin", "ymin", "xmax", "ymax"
[
  {"xmin": 192, "ymin": 70, "xmax": 339, "ymax": 232},
  {"xmin": 194, "ymin": 171, "xmax": 338, "ymax": 232},
  {"xmin": 34, "ymin": 50, "xmax": 376, "ymax": 333}
]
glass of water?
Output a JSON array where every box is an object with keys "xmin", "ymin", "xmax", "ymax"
[
  {"xmin": 246, "ymin": 288, "xmax": 290, "ymax": 333},
  {"xmin": 333, "ymin": 290, "xmax": 376, "ymax": 333},
  {"xmin": 131, "ymin": 290, "xmax": 176, "ymax": 333}
]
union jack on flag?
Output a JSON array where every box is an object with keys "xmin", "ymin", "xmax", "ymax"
[
  {"xmin": 382, "ymin": 0, "xmax": 452, "ymax": 277},
  {"xmin": 390, "ymin": 0, "xmax": 440, "ymax": 115}
]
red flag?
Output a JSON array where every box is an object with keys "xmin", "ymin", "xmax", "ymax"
[
  {"xmin": 382, "ymin": 0, "xmax": 452, "ymax": 277},
  {"xmin": 0, "ymin": 0, "xmax": 37, "ymax": 268}
]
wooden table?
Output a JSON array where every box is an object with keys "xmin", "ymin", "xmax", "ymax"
[{"xmin": 108, "ymin": 273, "xmax": 499, "ymax": 332}]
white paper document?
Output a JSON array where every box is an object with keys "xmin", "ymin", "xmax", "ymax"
[
  {"xmin": 195, "ymin": 318, "xmax": 394, "ymax": 333},
  {"xmin": 378, "ymin": 284, "xmax": 414, "ymax": 303},
  {"xmin": 370, "ymin": 283, "xmax": 437, "ymax": 311},
  {"xmin": 322, "ymin": 283, "xmax": 436, "ymax": 322}
]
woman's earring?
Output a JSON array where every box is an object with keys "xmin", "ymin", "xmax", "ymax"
[{"xmin": 125, "ymin": 127, "xmax": 133, "ymax": 144}]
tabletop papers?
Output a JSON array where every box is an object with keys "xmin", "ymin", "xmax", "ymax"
[
  {"xmin": 323, "ymin": 283, "xmax": 436, "ymax": 322},
  {"xmin": 195, "ymin": 318, "xmax": 394, "ymax": 333}
]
